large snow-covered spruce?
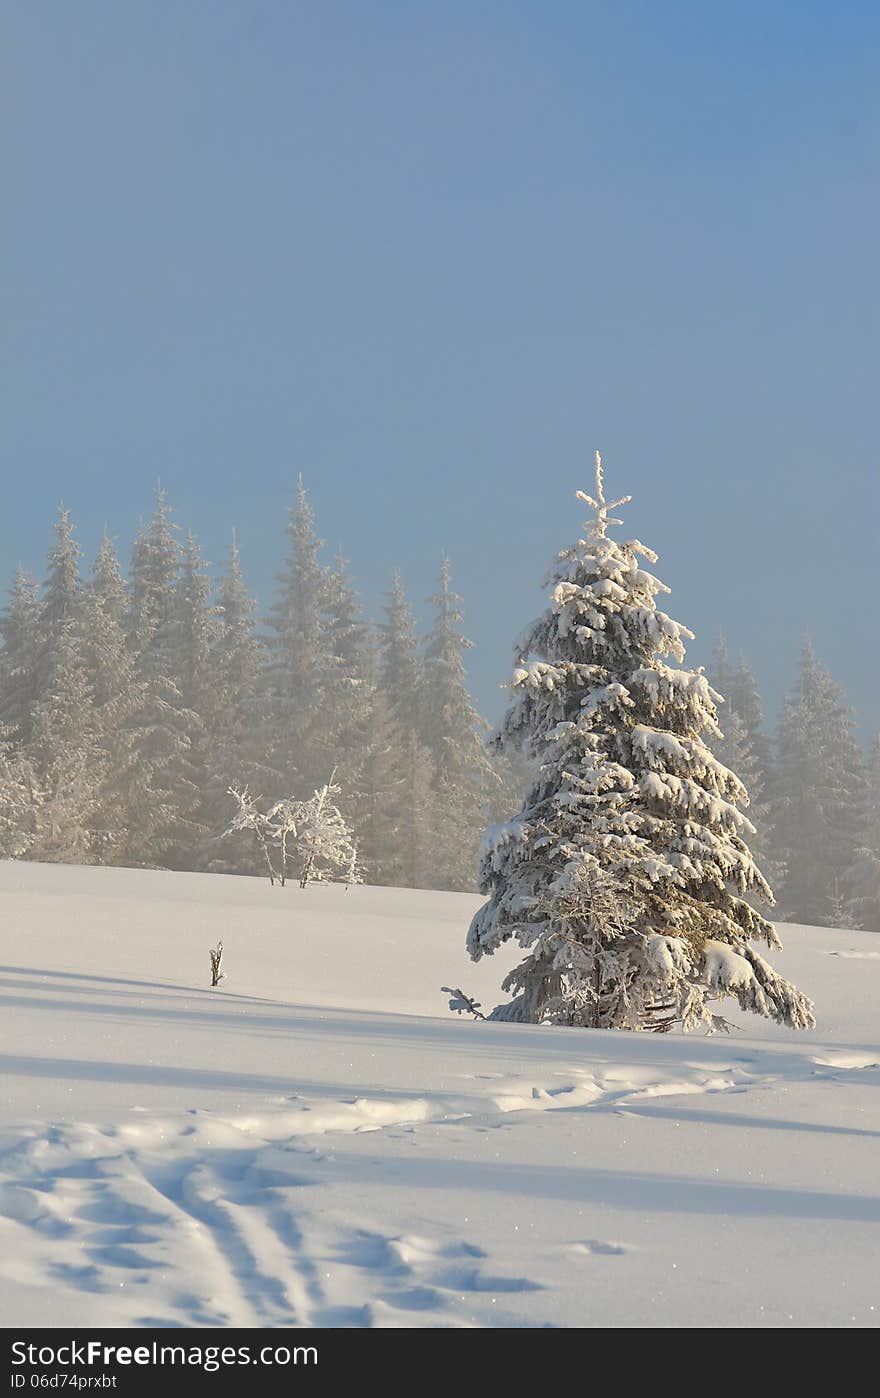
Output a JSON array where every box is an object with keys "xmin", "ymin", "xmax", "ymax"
[{"xmin": 468, "ymin": 455, "xmax": 815, "ymax": 1032}]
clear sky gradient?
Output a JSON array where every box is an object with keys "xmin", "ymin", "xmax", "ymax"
[{"xmin": 3, "ymin": 2, "xmax": 877, "ymax": 735}]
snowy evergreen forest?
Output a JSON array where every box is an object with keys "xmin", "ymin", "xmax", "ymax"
[{"xmin": 0, "ymin": 478, "xmax": 877, "ymax": 934}]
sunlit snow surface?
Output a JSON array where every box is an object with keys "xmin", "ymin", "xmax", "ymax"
[{"xmin": 0, "ymin": 862, "xmax": 877, "ymax": 1329}]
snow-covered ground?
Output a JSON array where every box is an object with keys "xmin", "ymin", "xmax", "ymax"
[{"xmin": 0, "ymin": 861, "xmax": 877, "ymax": 1329}]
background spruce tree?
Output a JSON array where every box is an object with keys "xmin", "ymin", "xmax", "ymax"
[
  {"xmin": 26, "ymin": 508, "xmax": 99, "ymax": 862},
  {"xmin": 265, "ymin": 477, "xmax": 331, "ymax": 797},
  {"xmin": 346, "ymin": 634, "xmax": 402, "ymax": 885},
  {"xmin": 322, "ymin": 551, "xmax": 372, "ymax": 820},
  {"xmin": 380, "ymin": 571, "xmax": 424, "ymax": 730},
  {"xmin": 0, "ymin": 569, "xmax": 44, "ymax": 856},
  {"xmin": 712, "ymin": 640, "xmax": 775, "ymax": 784},
  {"xmin": 0, "ymin": 733, "xmax": 37, "ymax": 859},
  {"xmin": 422, "ymin": 554, "xmax": 493, "ymax": 890},
  {"xmin": 85, "ymin": 535, "xmax": 147, "ymax": 864},
  {"xmin": 167, "ymin": 531, "xmax": 221, "ymax": 870},
  {"xmin": 710, "ymin": 639, "xmax": 776, "ymax": 877},
  {"xmin": 207, "ymin": 531, "xmax": 265, "ymax": 873},
  {"xmin": 127, "ymin": 488, "xmax": 197, "ymax": 866},
  {"xmin": 379, "ymin": 570, "xmax": 437, "ymax": 887},
  {"xmin": 772, "ymin": 640, "xmax": 867, "ymax": 927},
  {"xmin": 0, "ymin": 568, "xmax": 41, "ymax": 748},
  {"xmin": 468, "ymin": 454, "xmax": 814, "ymax": 1031},
  {"xmin": 846, "ymin": 733, "xmax": 880, "ymax": 932}
]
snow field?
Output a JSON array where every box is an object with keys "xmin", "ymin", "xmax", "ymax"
[{"xmin": 0, "ymin": 861, "xmax": 878, "ymax": 1329}]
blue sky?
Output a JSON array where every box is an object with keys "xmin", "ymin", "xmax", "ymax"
[{"xmin": 2, "ymin": 2, "xmax": 877, "ymax": 735}]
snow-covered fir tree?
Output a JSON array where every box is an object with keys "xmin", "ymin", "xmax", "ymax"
[
  {"xmin": 264, "ymin": 477, "xmax": 332, "ymax": 796},
  {"xmin": 342, "ymin": 631, "xmax": 403, "ymax": 885},
  {"xmin": 84, "ymin": 534, "xmax": 148, "ymax": 864},
  {"xmin": 88, "ymin": 535, "xmax": 134, "ymax": 705},
  {"xmin": 422, "ymin": 555, "xmax": 488, "ymax": 783},
  {"xmin": 0, "ymin": 567, "xmax": 41, "ymax": 747},
  {"xmin": 422, "ymin": 554, "xmax": 494, "ymax": 890},
  {"xmin": 468, "ymin": 454, "xmax": 815, "ymax": 1032},
  {"xmin": 207, "ymin": 532, "xmax": 266, "ymax": 873},
  {"xmin": 130, "ymin": 487, "xmax": 181, "ymax": 664},
  {"xmin": 710, "ymin": 639, "xmax": 776, "ymax": 876},
  {"xmin": 380, "ymin": 571, "xmax": 424, "ymax": 729},
  {"xmin": 710, "ymin": 705, "xmax": 777, "ymax": 885},
  {"xmin": 127, "ymin": 488, "xmax": 196, "ymax": 866},
  {"xmin": 215, "ymin": 531, "xmax": 263, "ymax": 750},
  {"xmin": 0, "ymin": 734, "xmax": 37, "ymax": 859},
  {"xmin": 354, "ymin": 692, "xmax": 400, "ymax": 884},
  {"xmin": 397, "ymin": 725, "xmax": 438, "ymax": 889},
  {"xmin": 827, "ymin": 879, "xmax": 853, "ymax": 930},
  {"xmin": 325, "ymin": 553, "xmax": 369, "ymax": 696},
  {"xmin": 711, "ymin": 639, "xmax": 775, "ymax": 782},
  {"xmin": 26, "ymin": 509, "xmax": 100, "ymax": 862},
  {"xmin": 32, "ymin": 507, "xmax": 82, "ymax": 694},
  {"xmin": 167, "ymin": 531, "xmax": 221, "ymax": 869},
  {"xmin": 322, "ymin": 551, "xmax": 372, "ymax": 813},
  {"xmin": 772, "ymin": 639, "xmax": 867, "ymax": 927},
  {"xmin": 377, "ymin": 571, "xmax": 437, "ymax": 887},
  {"xmin": 28, "ymin": 625, "xmax": 98, "ymax": 862},
  {"xmin": 844, "ymin": 732, "xmax": 880, "ymax": 932}
]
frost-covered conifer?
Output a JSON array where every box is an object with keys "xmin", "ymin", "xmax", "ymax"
[
  {"xmin": 773, "ymin": 640, "xmax": 866, "ymax": 927},
  {"xmin": 711, "ymin": 708, "xmax": 777, "ymax": 885},
  {"xmin": 326, "ymin": 553, "xmax": 369, "ymax": 691},
  {"xmin": 130, "ymin": 487, "xmax": 181, "ymax": 668},
  {"xmin": 167, "ymin": 532, "xmax": 221, "ymax": 868},
  {"xmin": 380, "ymin": 571, "xmax": 424, "ymax": 730},
  {"xmin": 712, "ymin": 640, "xmax": 774, "ymax": 783},
  {"xmin": 468, "ymin": 454, "xmax": 814, "ymax": 1032},
  {"xmin": 323, "ymin": 552, "xmax": 371, "ymax": 803},
  {"xmin": 398, "ymin": 726, "xmax": 437, "ymax": 889},
  {"xmin": 377, "ymin": 572, "xmax": 437, "ymax": 886},
  {"xmin": 0, "ymin": 734, "xmax": 38, "ymax": 858},
  {"xmin": 24, "ymin": 509, "xmax": 101, "ymax": 862},
  {"xmin": 38, "ymin": 508, "xmax": 80, "ymax": 613},
  {"xmin": 127, "ymin": 487, "xmax": 193, "ymax": 865},
  {"xmin": 265, "ymin": 477, "xmax": 331, "ymax": 796},
  {"xmin": 344, "ymin": 633, "xmax": 407, "ymax": 885},
  {"xmin": 422, "ymin": 555, "xmax": 493, "ymax": 890},
  {"xmin": 0, "ymin": 568, "xmax": 41, "ymax": 747},
  {"xmin": 710, "ymin": 641, "xmax": 775, "ymax": 876},
  {"xmin": 208, "ymin": 532, "xmax": 266, "ymax": 872},
  {"xmin": 85, "ymin": 535, "xmax": 147, "ymax": 863},
  {"xmin": 845, "ymin": 733, "xmax": 880, "ymax": 932},
  {"xmin": 28, "ymin": 618, "xmax": 97, "ymax": 863},
  {"xmin": 216, "ymin": 532, "xmax": 262, "ymax": 713},
  {"xmin": 32, "ymin": 507, "xmax": 84, "ymax": 693},
  {"xmin": 422, "ymin": 556, "xmax": 488, "ymax": 784}
]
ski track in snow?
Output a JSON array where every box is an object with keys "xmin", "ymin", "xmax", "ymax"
[
  {"xmin": 0, "ymin": 1048, "xmax": 866, "ymax": 1329},
  {"xmin": 0, "ymin": 1106, "xmax": 545, "ymax": 1328}
]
